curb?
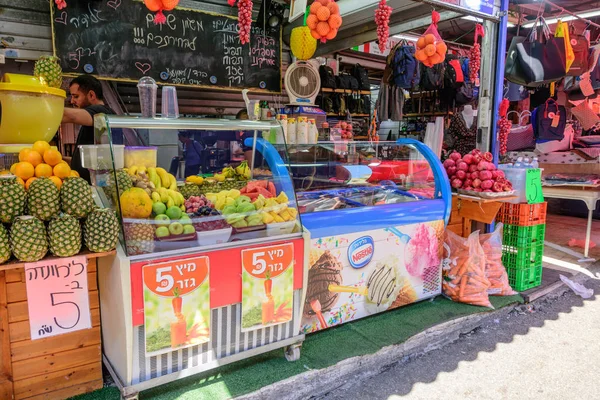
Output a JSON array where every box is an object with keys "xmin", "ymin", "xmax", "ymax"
[{"xmin": 238, "ymin": 269, "xmax": 596, "ymax": 400}]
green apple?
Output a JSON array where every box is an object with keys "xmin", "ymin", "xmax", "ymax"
[
  {"xmin": 183, "ymin": 225, "xmax": 195, "ymax": 234},
  {"xmin": 179, "ymin": 214, "xmax": 192, "ymax": 225},
  {"xmin": 154, "ymin": 214, "xmax": 170, "ymax": 227},
  {"xmin": 153, "ymin": 202, "xmax": 167, "ymax": 215},
  {"xmin": 166, "ymin": 206, "xmax": 182, "ymax": 220},
  {"xmin": 169, "ymin": 222, "xmax": 184, "ymax": 236},
  {"xmin": 155, "ymin": 226, "xmax": 170, "ymax": 238}
]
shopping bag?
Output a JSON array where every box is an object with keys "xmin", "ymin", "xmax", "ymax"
[
  {"xmin": 555, "ymin": 21, "xmax": 575, "ymax": 73},
  {"xmin": 571, "ymin": 99, "xmax": 600, "ymax": 130},
  {"xmin": 516, "ymin": 18, "xmax": 566, "ymax": 85},
  {"xmin": 505, "ymin": 36, "xmax": 529, "ymax": 85}
]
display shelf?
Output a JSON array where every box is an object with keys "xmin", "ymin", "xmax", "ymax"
[
  {"xmin": 321, "ymin": 88, "xmax": 371, "ymax": 95},
  {"xmin": 0, "ymin": 250, "xmax": 116, "ymax": 272},
  {"xmin": 403, "ymin": 112, "xmax": 453, "ymax": 117},
  {"xmin": 326, "ymin": 113, "xmax": 370, "ymax": 117}
]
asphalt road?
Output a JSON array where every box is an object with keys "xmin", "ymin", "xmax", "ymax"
[{"xmin": 320, "ymin": 277, "xmax": 600, "ymax": 400}]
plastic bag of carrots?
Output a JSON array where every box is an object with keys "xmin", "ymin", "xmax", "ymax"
[
  {"xmin": 442, "ymin": 230, "xmax": 493, "ymax": 308},
  {"xmin": 415, "ymin": 11, "xmax": 447, "ymax": 67},
  {"xmin": 480, "ymin": 224, "xmax": 518, "ymax": 296}
]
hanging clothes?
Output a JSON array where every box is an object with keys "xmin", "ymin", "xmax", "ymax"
[
  {"xmin": 446, "ymin": 112, "xmax": 478, "ymax": 154},
  {"xmin": 376, "ymin": 82, "xmax": 404, "ymax": 121}
]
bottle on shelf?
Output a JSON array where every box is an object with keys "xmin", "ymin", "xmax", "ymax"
[
  {"xmin": 514, "ymin": 156, "xmax": 524, "ymax": 168},
  {"xmin": 531, "ymin": 157, "xmax": 539, "ymax": 169}
]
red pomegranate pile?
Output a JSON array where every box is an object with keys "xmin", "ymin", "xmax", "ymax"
[
  {"xmin": 333, "ymin": 121, "xmax": 353, "ymax": 140},
  {"xmin": 443, "ymin": 149, "xmax": 513, "ymax": 193},
  {"xmin": 375, "ymin": 0, "xmax": 392, "ymax": 53}
]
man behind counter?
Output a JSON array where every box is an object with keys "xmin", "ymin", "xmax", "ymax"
[{"xmin": 62, "ymin": 75, "xmax": 115, "ymax": 183}]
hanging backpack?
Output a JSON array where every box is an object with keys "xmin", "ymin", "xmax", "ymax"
[
  {"xmin": 352, "ymin": 64, "xmax": 370, "ymax": 90},
  {"xmin": 567, "ymin": 26, "xmax": 590, "ymax": 76},
  {"xmin": 361, "ymin": 94, "xmax": 371, "ymax": 114},
  {"xmin": 391, "ymin": 40, "xmax": 421, "ymax": 90},
  {"xmin": 332, "ymin": 93, "xmax": 346, "ymax": 114},
  {"xmin": 319, "ymin": 65, "xmax": 337, "ymax": 89},
  {"xmin": 323, "ymin": 96, "xmax": 334, "ymax": 113},
  {"xmin": 444, "ymin": 54, "xmax": 465, "ymax": 89},
  {"xmin": 419, "ymin": 62, "xmax": 445, "ymax": 91}
]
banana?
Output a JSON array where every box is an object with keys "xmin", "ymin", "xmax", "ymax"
[
  {"xmin": 166, "ymin": 196, "xmax": 175, "ymax": 209},
  {"xmin": 177, "ymin": 192, "xmax": 185, "ymax": 205},
  {"xmin": 128, "ymin": 166, "xmax": 138, "ymax": 176},
  {"xmin": 168, "ymin": 174, "xmax": 177, "ymax": 190},
  {"xmin": 148, "ymin": 167, "xmax": 158, "ymax": 182},
  {"xmin": 180, "ymin": 205, "xmax": 186, "ymax": 212},
  {"xmin": 167, "ymin": 190, "xmax": 181, "ymax": 206},
  {"xmin": 138, "ymin": 166, "xmax": 147, "ymax": 175},
  {"xmin": 151, "ymin": 192, "xmax": 161, "ymax": 203},
  {"xmin": 156, "ymin": 168, "xmax": 170, "ymax": 188},
  {"xmin": 158, "ymin": 188, "xmax": 169, "ymax": 203}
]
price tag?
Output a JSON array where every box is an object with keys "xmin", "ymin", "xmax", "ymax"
[
  {"xmin": 25, "ymin": 255, "xmax": 92, "ymax": 340},
  {"xmin": 142, "ymin": 257, "xmax": 210, "ymax": 355},
  {"xmin": 525, "ymin": 168, "xmax": 544, "ymax": 204},
  {"xmin": 241, "ymin": 243, "xmax": 294, "ymax": 332},
  {"xmin": 551, "ymin": 112, "xmax": 560, "ymax": 128}
]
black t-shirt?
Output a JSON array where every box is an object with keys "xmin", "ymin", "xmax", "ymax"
[{"xmin": 71, "ymin": 104, "xmax": 115, "ymax": 183}]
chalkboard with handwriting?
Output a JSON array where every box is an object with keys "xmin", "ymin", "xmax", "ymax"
[{"xmin": 51, "ymin": 0, "xmax": 281, "ymax": 92}]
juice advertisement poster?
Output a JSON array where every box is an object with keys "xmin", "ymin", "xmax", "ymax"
[
  {"xmin": 241, "ymin": 243, "xmax": 294, "ymax": 332},
  {"xmin": 142, "ymin": 257, "xmax": 210, "ymax": 357}
]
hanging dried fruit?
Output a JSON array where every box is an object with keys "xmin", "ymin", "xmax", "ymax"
[
  {"xmin": 498, "ymin": 99, "xmax": 510, "ymax": 155},
  {"xmin": 375, "ymin": 0, "xmax": 392, "ymax": 53},
  {"xmin": 469, "ymin": 24, "xmax": 484, "ymax": 85},
  {"xmin": 228, "ymin": 0, "xmax": 253, "ymax": 45}
]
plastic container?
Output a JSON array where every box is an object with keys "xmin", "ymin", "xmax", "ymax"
[
  {"xmin": 502, "ymin": 223, "xmax": 546, "ymax": 248},
  {"xmin": 161, "ymin": 86, "xmax": 180, "ymax": 118},
  {"xmin": 0, "ymin": 73, "xmax": 66, "ymax": 144},
  {"xmin": 124, "ymin": 146, "xmax": 158, "ymax": 168},
  {"xmin": 499, "ymin": 166, "xmax": 543, "ymax": 204},
  {"xmin": 79, "ymin": 144, "xmax": 125, "ymax": 170},
  {"xmin": 137, "ymin": 77, "xmax": 157, "ymax": 118},
  {"xmin": 266, "ymin": 221, "xmax": 297, "ymax": 236},
  {"xmin": 506, "ymin": 264, "xmax": 543, "ymax": 292},
  {"xmin": 196, "ymin": 227, "xmax": 232, "ymax": 246},
  {"xmin": 496, "ymin": 202, "xmax": 547, "ymax": 226},
  {"xmin": 502, "ymin": 240, "xmax": 544, "ymax": 271}
]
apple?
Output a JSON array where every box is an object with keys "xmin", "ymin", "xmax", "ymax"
[
  {"xmin": 169, "ymin": 222, "xmax": 184, "ymax": 236},
  {"xmin": 153, "ymin": 202, "xmax": 167, "ymax": 215},
  {"xmin": 183, "ymin": 225, "xmax": 195, "ymax": 234},
  {"xmin": 154, "ymin": 214, "xmax": 170, "ymax": 226},
  {"xmin": 155, "ymin": 226, "xmax": 170, "ymax": 238},
  {"xmin": 166, "ymin": 206, "xmax": 182, "ymax": 220},
  {"xmin": 179, "ymin": 215, "xmax": 192, "ymax": 225}
]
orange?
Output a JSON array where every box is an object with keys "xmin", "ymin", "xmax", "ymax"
[
  {"xmin": 327, "ymin": 2, "xmax": 339, "ymax": 14},
  {"xmin": 14, "ymin": 162, "xmax": 35, "ymax": 180},
  {"xmin": 424, "ymin": 33, "xmax": 436, "ymax": 45},
  {"xmin": 43, "ymin": 149, "xmax": 63, "ymax": 166},
  {"xmin": 22, "ymin": 150, "xmax": 42, "ymax": 167},
  {"xmin": 32, "ymin": 141, "xmax": 51, "ymax": 157},
  {"xmin": 53, "ymin": 162, "xmax": 71, "ymax": 179},
  {"xmin": 415, "ymin": 50, "xmax": 428, "ymax": 62},
  {"xmin": 16, "ymin": 177, "xmax": 25, "ymax": 187},
  {"xmin": 309, "ymin": 1, "xmax": 321, "ymax": 14},
  {"xmin": 417, "ymin": 37, "xmax": 426, "ymax": 49},
  {"xmin": 70, "ymin": 170, "xmax": 80, "ymax": 177},
  {"xmin": 18, "ymin": 148, "xmax": 32, "ymax": 162},
  {"xmin": 328, "ymin": 14, "xmax": 342, "ymax": 29},
  {"xmin": 306, "ymin": 14, "xmax": 318, "ymax": 30},
  {"xmin": 424, "ymin": 44, "xmax": 436, "ymax": 57},
  {"xmin": 316, "ymin": 6, "xmax": 330, "ymax": 22},
  {"xmin": 326, "ymin": 27, "xmax": 338, "ymax": 40},
  {"xmin": 311, "ymin": 30, "xmax": 322, "ymax": 40},
  {"xmin": 318, "ymin": 0, "xmax": 329, "ymax": 5},
  {"xmin": 316, "ymin": 21, "xmax": 330, "ymax": 36},
  {"xmin": 49, "ymin": 176, "xmax": 62, "ymax": 189},
  {"xmin": 429, "ymin": 53, "xmax": 443, "ymax": 65},
  {"xmin": 34, "ymin": 163, "xmax": 53, "ymax": 177},
  {"xmin": 436, "ymin": 42, "xmax": 448, "ymax": 56},
  {"xmin": 25, "ymin": 177, "xmax": 37, "ymax": 190}
]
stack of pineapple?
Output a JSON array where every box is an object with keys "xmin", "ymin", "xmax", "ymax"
[{"xmin": 0, "ymin": 174, "xmax": 120, "ymax": 264}]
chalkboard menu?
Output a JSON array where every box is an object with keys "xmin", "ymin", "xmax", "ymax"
[{"xmin": 51, "ymin": 0, "xmax": 281, "ymax": 92}]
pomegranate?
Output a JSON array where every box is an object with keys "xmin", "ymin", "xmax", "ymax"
[
  {"xmin": 483, "ymin": 152, "xmax": 494, "ymax": 162},
  {"xmin": 481, "ymin": 179, "xmax": 493, "ymax": 190},
  {"xmin": 479, "ymin": 170, "xmax": 492, "ymax": 181},
  {"xmin": 447, "ymin": 166, "xmax": 457, "ymax": 176},
  {"xmin": 477, "ymin": 160, "xmax": 489, "ymax": 171},
  {"xmin": 471, "ymin": 171, "xmax": 479, "ymax": 180},
  {"xmin": 457, "ymin": 161, "xmax": 468, "ymax": 171},
  {"xmin": 493, "ymin": 181, "xmax": 503, "ymax": 192},
  {"xmin": 472, "ymin": 178, "xmax": 482, "ymax": 188},
  {"xmin": 449, "ymin": 152, "xmax": 462, "ymax": 161},
  {"xmin": 375, "ymin": 0, "xmax": 392, "ymax": 52},
  {"xmin": 463, "ymin": 154, "xmax": 474, "ymax": 165},
  {"xmin": 468, "ymin": 164, "xmax": 478, "ymax": 173},
  {"xmin": 443, "ymin": 159, "xmax": 456, "ymax": 169},
  {"xmin": 456, "ymin": 170, "xmax": 467, "ymax": 180},
  {"xmin": 464, "ymin": 179, "xmax": 473, "ymax": 187},
  {"xmin": 451, "ymin": 179, "xmax": 463, "ymax": 189}
]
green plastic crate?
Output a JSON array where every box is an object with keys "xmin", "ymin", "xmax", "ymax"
[
  {"xmin": 503, "ymin": 223, "xmax": 546, "ymax": 248},
  {"xmin": 502, "ymin": 240, "xmax": 544, "ymax": 270},
  {"xmin": 506, "ymin": 264, "xmax": 543, "ymax": 291}
]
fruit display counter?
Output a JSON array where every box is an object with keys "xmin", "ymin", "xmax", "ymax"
[
  {"xmin": 91, "ymin": 116, "xmax": 308, "ymax": 399},
  {"xmin": 253, "ymin": 138, "xmax": 452, "ymax": 334}
]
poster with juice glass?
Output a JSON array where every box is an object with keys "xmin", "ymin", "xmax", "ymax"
[
  {"xmin": 241, "ymin": 243, "xmax": 294, "ymax": 332},
  {"xmin": 142, "ymin": 256, "xmax": 210, "ymax": 356}
]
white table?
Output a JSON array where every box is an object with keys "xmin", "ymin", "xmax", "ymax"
[{"xmin": 542, "ymin": 186, "xmax": 600, "ymax": 260}]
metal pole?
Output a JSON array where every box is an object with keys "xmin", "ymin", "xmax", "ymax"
[
  {"xmin": 543, "ymin": 0, "xmax": 600, "ymax": 30},
  {"xmin": 490, "ymin": 0, "xmax": 509, "ymax": 163}
]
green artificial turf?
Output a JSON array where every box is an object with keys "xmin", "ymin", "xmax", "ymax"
[{"xmin": 71, "ymin": 295, "xmax": 522, "ymax": 400}]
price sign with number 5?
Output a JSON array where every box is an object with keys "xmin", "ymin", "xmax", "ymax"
[
  {"xmin": 242, "ymin": 243, "xmax": 294, "ymax": 279},
  {"xmin": 143, "ymin": 257, "xmax": 209, "ymax": 297}
]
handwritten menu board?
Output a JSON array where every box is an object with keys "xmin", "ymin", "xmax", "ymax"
[
  {"xmin": 25, "ymin": 255, "xmax": 92, "ymax": 340},
  {"xmin": 51, "ymin": 0, "xmax": 281, "ymax": 92}
]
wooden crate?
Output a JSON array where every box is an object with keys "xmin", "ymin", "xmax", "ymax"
[
  {"xmin": 0, "ymin": 256, "xmax": 105, "ymax": 400},
  {"xmin": 447, "ymin": 196, "xmax": 472, "ymax": 237},
  {"xmin": 447, "ymin": 195, "xmax": 511, "ymax": 237}
]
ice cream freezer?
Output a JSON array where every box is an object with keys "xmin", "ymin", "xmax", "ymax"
[{"xmin": 255, "ymin": 138, "xmax": 452, "ymax": 334}]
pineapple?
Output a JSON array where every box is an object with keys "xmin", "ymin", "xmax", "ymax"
[
  {"xmin": 61, "ymin": 177, "xmax": 95, "ymax": 218},
  {"xmin": 34, "ymin": 55, "xmax": 63, "ymax": 88},
  {"xmin": 10, "ymin": 216, "xmax": 48, "ymax": 262},
  {"xmin": 0, "ymin": 176, "xmax": 26, "ymax": 224},
  {"xmin": 179, "ymin": 183, "xmax": 201, "ymax": 199},
  {"xmin": 0, "ymin": 224, "xmax": 11, "ymax": 265},
  {"xmin": 103, "ymin": 170, "xmax": 133, "ymax": 205},
  {"xmin": 84, "ymin": 209, "xmax": 119, "ymax": 253},
  {"xmin": 48, "ymin": 214, "xmax": 82, "ymax": 257},
  {"xmin": 123, "ymin": 220, "xmax": 155, "ymax": 256},
  {"xmin": 28, "ymin": 177, "xmax": 60, "ymax": 221}
]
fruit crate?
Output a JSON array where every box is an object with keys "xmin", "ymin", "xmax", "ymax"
[
  {"xmin": 506, "ymin": 264, "xmax": 543, "ymax": 291},
  {"xmin": 502, "ymin": 240, "xmax": 544, "ymax": 270},
  {"xmin": 0, "ymin": 153, "xmax": 18, "ymax": 171},
  {"xmin": 502, "ymin": 223, "xmax": 546, "ymax": 248},
  {"xmin": 496, "ymin": 202, "xmax": 547, "ymax": 226}
]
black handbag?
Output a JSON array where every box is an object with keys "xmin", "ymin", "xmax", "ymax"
[
  {"xmin": 505, "ymin": 36, "xmax": 529, "ymax": 86},
  {"xmin": 319, "ymin": 66, "xmax": 337, "ymax": 89},
  {"xmin": 516, "ymin": 18, "xmax": 566, "ymax": 85},
  {"xmin": 352, "ymin": 63, "xmax": 370, "ymax": 90}
]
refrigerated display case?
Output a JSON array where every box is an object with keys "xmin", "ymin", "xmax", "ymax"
[
  {"xmin": 245, "ymin": 138, "xmax": 451, "ymax": 334},
  {"xmin": 91, "ymin": 116, "xmax": 307, "ymax": 399}
]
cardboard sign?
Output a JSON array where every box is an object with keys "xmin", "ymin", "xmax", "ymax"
[
  {"xmin": 526, "ymin": 168, "xmax": 544, "ymax": 204},
  {"xmin": 142, "ymin": 257, "xmax": 210, "ymax": 356},
  {"xmin": 25, "ymin": 255, "xmax": 91, "ymax": 340},
  {"xmin": 241, "ymin": 243, "xmax": 294, "ymax": 332}
]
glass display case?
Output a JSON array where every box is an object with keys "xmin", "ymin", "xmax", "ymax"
[{"xmin": 91, "ymin": 115, "xmax": 303, "ymax": 257}]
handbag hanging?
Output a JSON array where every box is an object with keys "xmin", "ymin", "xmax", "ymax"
[
  {"xmin": 515, "ymin": 17, "xmax": 567, "ymax": 86},
  {"xmin": 554, "ymin": 21, "xmax": 575, "ymax": 73},
  {"xmin": 505, "ymin": 36, "xmax": 529, "ymax": 85},
  {"xmin": 567, "ymin": 25, "xmax": 590, "ymax": 76}
]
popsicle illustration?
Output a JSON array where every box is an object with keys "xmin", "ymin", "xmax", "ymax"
[{"xmin": 310, "ymin": 299, "xmax": 328, "ymax": 329}]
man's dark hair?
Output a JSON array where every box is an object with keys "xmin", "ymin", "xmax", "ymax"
[
  {"xmin": 70, "ymin": 75, "xmax": 104, "ymax": 100},
  {"xmin": 236, "ymin": 109, "xmax": 248, "ymax": 119}
]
